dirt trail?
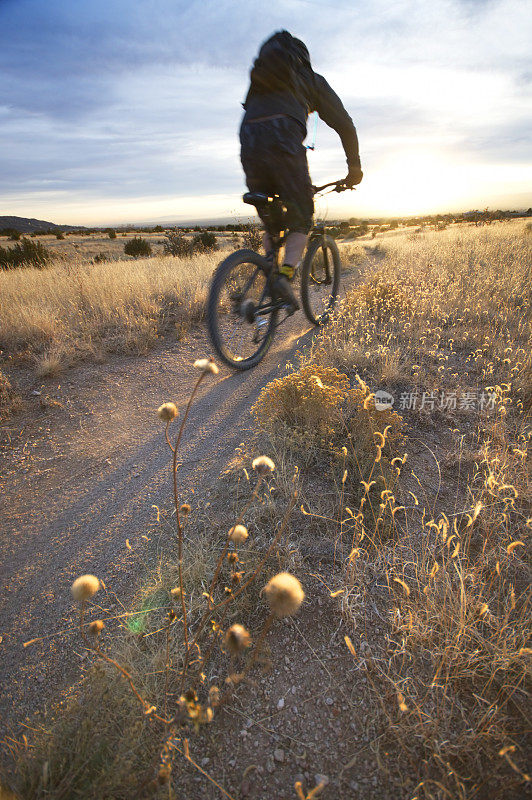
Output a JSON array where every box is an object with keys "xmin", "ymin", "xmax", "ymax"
[{"xmin": 0, "ymin": 309, "xmax": 320, "ymax": 747}]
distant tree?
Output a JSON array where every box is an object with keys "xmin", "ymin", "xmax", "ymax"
[
  {"xmin": 106, "ymin": 228, "xmax": 117, "ymax": 239},
  {"xmin": 153, "ymin": 225, "xmax": 164, "ymax": 232},
  {"xmin": 56, "ymin": 231, "xmax": 65, "ymax": 240},
  {"xmin": 9, "ymin": 231, "xmax": 21, "ymax": 241},
  {"xmin": 124, "ymin": 236, "xmax": 152, "ymax": 258}
]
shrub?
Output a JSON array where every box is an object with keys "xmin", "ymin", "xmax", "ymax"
[
  {"xmin": 106, "ymin": 228, "xmax": 117, "ymax": 239},
  {"xmin": 124, "ymin": 236, "xmax": 152, "ymax": 258},
  {"xmin": 92, "ymin": 252, "xmax": 109, "ymax": 264},
  {"xmin": 242, "ymin": 227, "xmax": 262, "ymax": 251},
  {"xmin": 56, "ymin": 231, "xmax": 65, "ymax": 240},
  {"xmin": 0, "ymin": 237, "xmax": 52, "ymax": 270},
  {"xmin": 192, "ymin": 231, "xmax": 218, "ymax": 252},
  {"xmin": 163, "ymin": 231, "xmax": 194, "ymax": 258},
  {"xmin": 9, "ymin": 231, "xmax": 21, "ymax": 241}
]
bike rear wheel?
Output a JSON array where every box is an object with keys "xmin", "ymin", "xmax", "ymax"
[
  {"xmin": 300, "ymin": 235, "xmax": 341, "ymax": 326},
  {"xmin": 207, "ymin": 249, "xmax": 278, "ymax": 370}
]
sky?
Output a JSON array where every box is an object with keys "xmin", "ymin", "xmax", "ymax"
[{"xmin": 1, "ymin": 0, "xmax": 531, "ymax": 225}]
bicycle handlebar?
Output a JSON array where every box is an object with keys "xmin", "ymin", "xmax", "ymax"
[{"xmin": 312, "ymin": 180, "xmax": 354, "ymax": 194}]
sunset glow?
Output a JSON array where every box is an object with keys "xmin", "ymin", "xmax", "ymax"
[{"xmin": 1, "ymin": 0, "xmax": 531, "ymax": 224}]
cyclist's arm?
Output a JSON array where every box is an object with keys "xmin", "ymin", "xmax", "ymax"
[{"xmin": 311, "ymin": 73, "xmax": 361, "ymax": 172}]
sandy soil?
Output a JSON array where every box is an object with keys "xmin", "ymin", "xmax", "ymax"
[{"xmin": 0, "ymin": 301, "xmax": 320, "ymax": 749}]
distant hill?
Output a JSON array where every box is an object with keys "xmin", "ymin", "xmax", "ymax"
[{"xmin": 0, "ymin": 216, "xmax": 87, "ymax": 234}]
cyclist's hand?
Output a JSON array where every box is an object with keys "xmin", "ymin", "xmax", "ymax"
[{"xmin": 345, "ymin": 166, "xmax": 363, "ymax": 187}]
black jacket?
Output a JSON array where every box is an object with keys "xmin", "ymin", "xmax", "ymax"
[{"xmin": 242, "ymin": 35, "xmax": 361, "ymax": 170}]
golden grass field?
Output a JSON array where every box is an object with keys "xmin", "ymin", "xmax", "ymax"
[
  {"xmin": 3, "ymin": 220, "xmax": 531, "ymax": 799},
  {"xmin": 0, "ymin": 250, "xmax": 219, "ymax": 377}
]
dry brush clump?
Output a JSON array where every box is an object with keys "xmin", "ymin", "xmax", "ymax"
[
  {"xmin": 341, "ymin": 420, "xmax": 531, "ymax": 798},
  {"xmin": 0, "ymin": 368, "xmax": 22, "ymax": 421},
  {"xmin": 13, "ymin": 357, "xmax": 305, "ymax": 799},
  {"xmin": 309, "ymin": 220, "xmax": 531, "ymax": 399},
  {"xmin": 251, "ymin": 363, "xmax": 404, "ymax": 538},
  {"xmin": 0, "ymin": 251, "xmax": 219, "ymax": 375},
  {"xmin": 315, "ymin": 221, "xmax": 531, "ymax": 798}
]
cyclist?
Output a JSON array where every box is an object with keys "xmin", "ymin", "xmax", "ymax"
[{"xmin": 240, "ymin": 30, "xmax": 363, "ymax": 308}]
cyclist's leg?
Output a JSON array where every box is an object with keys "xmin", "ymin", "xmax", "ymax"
[
  {"xmin": 239, "ymin": 117, "xmax": 313, "ymax": 306},
  {"xmin": 267, "ymin": 122, "xmax": 314, "ymax": 278}
]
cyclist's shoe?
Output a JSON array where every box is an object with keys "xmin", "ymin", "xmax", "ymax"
[{"xmin": 272, "ymin": 274, "xmax": 300, "ymax": 310}]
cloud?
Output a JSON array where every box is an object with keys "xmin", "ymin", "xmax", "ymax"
[{"xmin": 0, "ymin": 0, "xmax": 530, "ymax": 221}]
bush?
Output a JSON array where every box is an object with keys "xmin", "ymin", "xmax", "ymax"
[
  {"xmin": 163, "ymin": 231, "xmax": 194, "ymax": 258},
  {"xmin": 0, "ymin": 237, "xmax": 52, "ymax": 270},
  {"xmin": 106, "ymin": 228, "xmax": 117, "ymax": 239},
  {"xmin": 124, "ymin": 237, "xmax": 152, "ymax": 258},
  {"xmin": 242, "ymin": 227, "xmax": 262, "ymax": 251},
  {"xmin": 192, "ymin": 231, "xmax": 218, "ymax": 252},
  {"xmin": 56, "ymin": 231, "xmax": 65, "ymax": 240}
]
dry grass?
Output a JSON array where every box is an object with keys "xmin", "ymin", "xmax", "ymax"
[
  {"xmin": 0, "ymin": 252, "xmax": 220, "ymax": 375},
  {"xmin": 4, "ymin": 221, "xmax": 531, "ymax": 800},
  {"xmin": 291, "ymin": 219, "xmax": 531, "ymax": 798},
  {"xmin": 312, "ymin": 221, "xmax": 531, "ymax": 403},
  {"xmin": 0, "ymin": 368, "xmax": 22, "ymax": 421}
]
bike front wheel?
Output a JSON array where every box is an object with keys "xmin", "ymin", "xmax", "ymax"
[
  {"xmin": 207, "ymin": 249, "xmax": 278, "ymax": 370},
  {"xmin": 300, "ymin": 235, "xmax": 341, "ymax": 325}
]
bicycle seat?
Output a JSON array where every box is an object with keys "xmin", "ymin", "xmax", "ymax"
[{"xmin": 243, "ymin": 192, "xmax": 284, "ymax": 209}]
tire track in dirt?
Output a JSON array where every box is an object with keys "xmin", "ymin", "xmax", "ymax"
[{"xmin": 0, "ymin": 312, "xmax": 317, "ymax": 747}]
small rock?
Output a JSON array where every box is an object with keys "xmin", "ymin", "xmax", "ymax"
[
  {"xmin": 325, "ymin": 697, "xmax": 334, "ymax": 706},
  {"xmin": 315, "ymin": 774, "xmax": 329, "ymax": 786},
  {"xmin": 292, "ymin": 706, "xmax": 298, "ymax": 714},
  {"xmin": 274, "ymin": 748, "xmax": 285, "ymax": 763},
  {"xmin": 229, "ymin": 758, "xmax": 236, "ymax": 767},
  {"xmin": 201, "ymin": 757, "xmax": 210, "ymax": 767},
  {"xmin": 277, "ymin": 697, "xmax": 285, "ymax": 710},
  {"xmin": 291, "ymin": 686, "xmax": 296, "ymax": 694},
  {"xmin": 31, "ymin": 390, "xmax": 41, "ymax": 396}
]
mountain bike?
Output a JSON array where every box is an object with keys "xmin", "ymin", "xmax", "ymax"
[{"xmin": 207, "ymin": 180, "xmax": 351, "ymax": 370}]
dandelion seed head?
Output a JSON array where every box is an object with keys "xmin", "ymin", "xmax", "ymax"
[
  {"xmin": 71, "ymin": 574, "xmax": 100, "ymax": 602},
  {"xmin": 252, "ymin": 455, "xmax": 275, "ymax": 476},
  {"xmin": 193, "ymin": 357, "xmax": 219, "ymax": 375},
  {"xmin": 157, "ymin": 402, "xmax": 178, "ymax": 422},
  {"xmin": 208, "ymin": 685, "xmax": 220, "ymax": 707},
  {"xmin": 228, "ymin": 524, "xmax": 248, "ymax": 544},
  {"xmin": 264, "ymin": 572, "xmax": 304, "ymax": 617},
  {"xmin": 224, "ymin": 623, "xmax": 251, "ymax": 655},
  {"xmin": 88, "ymin": 619, "xmax": 105, "ymax": 636},
  {"xmin": 158, "ymin": 766, "xmax": 171, "ymax": 785}
]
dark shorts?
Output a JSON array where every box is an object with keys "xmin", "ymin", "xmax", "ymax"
[{"xmin": 239, "ymin": 116, "xmax": 314, "ymax": 234}]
